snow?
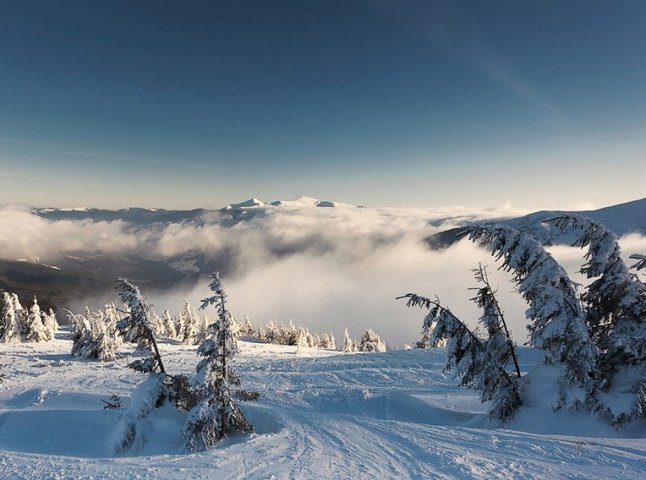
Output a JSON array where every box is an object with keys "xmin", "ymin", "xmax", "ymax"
[
  {"xmin": 57, "ymin": 207, "xmax": 91, "ymax": 212},
  {"xmin": 1, "ymin": 331, "xmax": 645, "ymax": 479},
  {"xmin": 269, "ymin": 196, "xmax": 355, "ymax": 208},
  {"xmin": 224, "ymin": 198, "xmax": 267, "ymax": 210}
]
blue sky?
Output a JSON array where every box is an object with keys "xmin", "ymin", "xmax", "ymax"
[{"xmin": 0, "ymin": 0, "xmax": 644, "ymax": 209}]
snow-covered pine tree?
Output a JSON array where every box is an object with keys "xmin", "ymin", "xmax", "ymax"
[
  {"xmin": 358, "ymin": 329, "xmax": 387, "ymax": 352},
  {"xmin": 261, "ymin": 320, "xmax": 278, "ymax": 343},
  {"xmin": 229, "ymin": 314, "xmax": 242, "ymax": 340},
  {"xmin": 42, "ymin": 308, "xmax": 58, "ymax": 341},
  {"xmin": 549, "ymin": 216, "xmax": 646, "ymax": 423},
  {"xmin": 113, "ymin": 278, "xmax": 179, "ymax": 454},
  {"xmin": 470, "ymin": 264, "xmax": 522, "ymax": 379},
  {"xmin": 465, "ymin": 224, "xmax": 597, "ymax": 407},
  {"xmin": 25, "ymin": 297, "xmax": 48, "ymax": 342},
  {"xmin": 104, "ymin": 302, "xmax": 123, "ymax": 350},
  {"xmin": 1, "ymin": 292, "xmax": 21, "ymax": 343},
  {"xmin": 0, "ymin": 292, "xmax": 22, "ymax": 343},
  {"xmin": 416, "ymin": 320, "xmax": 435, "ymax": 349},
  {"xmin": 342, "ymin": 327, "xmax": 356, "ymax": 353},
  {"xmin": 161, "ymin": 309, "xmax": 177, "ymax": 339},
  {"xmin": 550, "ymin": 216, "xmax": 646, "ymax": 357},
  {"xmin": 295, "ymin": 325, "xmax": 312, "ymax": 347},
  {"xmin": 240, "ymin": 316, "xmax": 255, "ymax": 337},
  {"xmin": 401, "ymin": 293, "xmax": 521, "ymax": 421},
  {"xmin": 88, "ymin": 311, "xmax": 119, "ymax": 361},
  {"xmin": 326, "ymin": 332, "xmax": 337, "ymax": 350},
  {"xmin": 257, "ymin": 324, "xmax": 265, "ymax": 341},
  {"xmin": 149, "ymin": 309, "xmax": 166, "ymax": 337},
  {"xmin": 180, "ymin": 298, "xmax": 199, "ymax": 344},
  {"xmin": 174, "ymin": 306, "xmax": 185, "ymax": 342},
  {"xmin": 69, "ymin": 309, "xmax": 90, "ymax": 357},
  {"xmin": 192, "ymin": 314, "xmax": 211, "ymax": 345},
  {"xmin": 68, "ymin": 308, "xmax": 119, "ymax": 361},
  {"xmin": 183, "ymin": 272, "xmax": 254, "ymax": 451},
  {"xmin": 12, "ymin": 294, "xmax": 27, "ymax": 339},
  {"xmin": 115, "ymin": 278, "xmax": 166, "ymax": 374},
  {"xmin": 283, "ymin": 320, "xmax": 298, "ymax": 345}
]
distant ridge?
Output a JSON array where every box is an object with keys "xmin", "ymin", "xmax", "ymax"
[
  {"xmin": 425, "ymin": 197, "xmax": 646, "ymax": 249},
  {"xmin": 223, "ymin": 196, "xmax": 356, "ymax": 209},
  {"xmin": 224, "ymin": 198, "xmax": 267, "ymax": 209},
  {"xmin": 269, "ymin": 196, "xmax": 355, "ymax": 208}
]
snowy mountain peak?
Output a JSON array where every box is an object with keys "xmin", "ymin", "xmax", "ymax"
[
  {"xmin": 270, "ymin": 196, "xmax": 355, "ymax": 208},
  {"xmin": 224, "ymin": 198, "xmax": 267, "ymax": 209},
  {"xmin": 37, "ymin": 207, "xmax": 91, "ymax": 213}
]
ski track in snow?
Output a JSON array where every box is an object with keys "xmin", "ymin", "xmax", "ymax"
[{"xmin": 0, "ymin": 332, "xmax": 645, "ymax": 479}]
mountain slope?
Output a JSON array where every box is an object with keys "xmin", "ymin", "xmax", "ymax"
[
  {"xmin": 0, "ymin": 336, "xmax": 644, "ymax": 479},
  {"xmin": 426, "ymin": 197, "xmax": 646, "ymax": 249}
]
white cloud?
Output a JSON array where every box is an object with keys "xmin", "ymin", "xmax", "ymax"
[{"xmin": 2, "ymin": 203, "xmax": 642, "ymax": 346}]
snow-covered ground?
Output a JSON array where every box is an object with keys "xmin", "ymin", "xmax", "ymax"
[{"xmin": 1, "ymin": 332, "xmax": 645, "ymax": 479}]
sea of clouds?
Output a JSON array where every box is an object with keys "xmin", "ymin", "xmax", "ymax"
[{"xmin": 0, "ymin": 203, "xmax": 644, "ymax": 346}]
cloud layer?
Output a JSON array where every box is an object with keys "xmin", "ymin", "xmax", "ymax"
[{"xmin": 1, "ymin": 204, "xmax": 644, "ymax": 346}]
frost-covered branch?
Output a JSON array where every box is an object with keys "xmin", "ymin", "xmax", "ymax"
[{"xmin": 630, "ymin": 254, "xmax": 646, "ymax": 272}]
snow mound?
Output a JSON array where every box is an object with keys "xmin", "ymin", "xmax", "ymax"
[
  {"xmin": 304, "ymin": 389, "xmax": 483, "ymax": 427},
  {"xmin": 0, "ymin": 409, "xmax": 118, "ymax": 457},
  {"xmin": 0, "ymin": 389, "xmax": 283, "ymax": 459}
]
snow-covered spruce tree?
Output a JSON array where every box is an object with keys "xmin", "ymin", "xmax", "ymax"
[
  {"xmin": 549, "ymin": 216, "xmax": 646, "ymax": 423},
  {"xmin": 115, "ymin": 278, "xmax": 166, "ymax": 374},
  {"xmin": 358, "ymin": 329, "xmax": 387, "ymax": 352},
  {"xmin": 318, "ymin": 332, "xmax": 331, "ymax": 349},
  {"xmin": 93, "ymin": 315, "xmax": 119, "ymax": 361},
  {"xmin": 470, "ymin": 264, "xmax": 522, "ymax": 379},
  {"xmin": 416, "ymin": 320, "xmax": 435, "ymax": 349},
  {"xmin": 183, "ymin": 273, "xmax": 255, "ymax": 452},
  {"xmin": 114, "ymin": 278, "xmax": 180, "ymax": 454},
  {"xmin": 69, "ymin": 310, "xmax": 90, "ymax": 357},
  {"xmin": 103, "ymin": 302, "xmax": 124, "ymax": 350},
  {"xmin": 149, "ymin": 309, "xmax": 166, "ymax": 338},
  {"xmin": 180, "ymin": 298, "xmax": 199, "ymax": 344},
  {"xmin": 42, "ymin": 308, "xmax": 59, "ymax": 341},
  {"xmin": 192, "ymin": 314, "xmax": 211, "ymax": 345},
  {"xmin": 11, "ymin": 294, "xmax": 28, "ymax": 339},
  {"xmin": 325, "ymin": 332, "xmax": 337, "ymax": 350},
  {"xmin": 549, "ymin": 216, "xmax": 646, "ymax": 357},
  {"xmin": 342, "ymin": 327, "xmax": 356, "ymax": 353},
  {"xmin": 263, "ymin": 320, "xmax": 278, "ymax": 343},
  {"xmin": 174, "ymin": 306, "xmax": 185, "ymax": 341},
  {"xmin": 401, "ymin": 293, "xmax": 521, "ymax": 421},
  {"xmin": 69, "ymin": 309, "xmax": 90, "ymax": 357},
  {"xmin": 25, "ymin": 297, "xmax": 48, "ymax": 342},
  {"xmin": 465, "ymin": 224, "xmax": 597, "ymax": 408},
  {"xmin": 240, "ymin": 316, "xmax": 255, "ymax": 337},
  {"xmin": 69, "ymin": 308, "xmax": 119, "ymax": 361},
  {"xmin": 1, "ymin": 292, "xmax": 21, "ymax": 343},
  {"xmin": 161, "ymin": 309, "xmax": 177, "ymax": 339}
]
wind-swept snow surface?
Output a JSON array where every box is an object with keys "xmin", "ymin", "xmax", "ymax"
[{"xmin": 0, "ymin": 333, "xmax": 645, "ymax": 479}]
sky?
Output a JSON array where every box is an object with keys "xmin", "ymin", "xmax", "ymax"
[{"xmin": 0, "ymin": 0, "xmax": 644, "ymax": 210}]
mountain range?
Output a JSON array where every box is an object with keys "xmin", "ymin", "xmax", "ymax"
[{"xmin": 2, "ymin": 196, "xmax": 643, "ymax": 311}]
